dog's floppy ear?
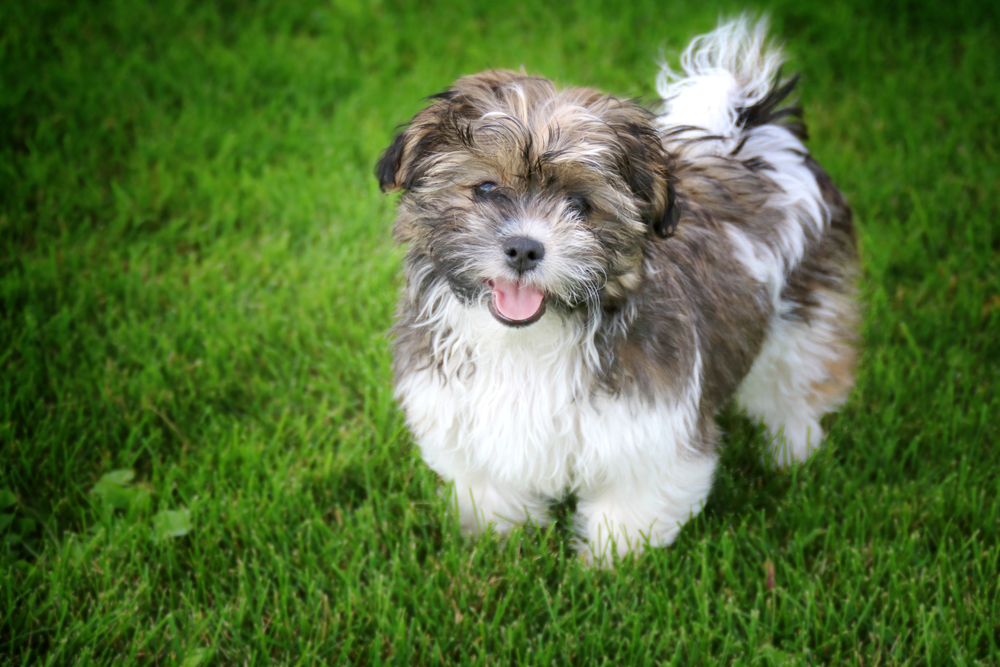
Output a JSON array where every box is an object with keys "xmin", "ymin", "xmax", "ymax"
[
  {"xmin": 375, "ymin": 97, "xmax": 449, "ymax": 194},
  {"xmin": 602, "ymin": 101, "xmax": 682, "ymax": 239},
  {"xmin": 376, "ymin": 71, "xmax": 529, "ymax": 193},
  {"xmin": 652, "ymin": 182, "xmax": 681, "ymax": 238},
  {"xmin": 375, "ymin": 131, "xmax": 409, "ymax": 193},
  {"xmin": 377, "ymin": 86, "xmax": 474, "ymax": 193}
]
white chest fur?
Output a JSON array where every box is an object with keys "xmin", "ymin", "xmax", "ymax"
[{"xmin": 394, "ymin": 293, "xmax": 703, "ymax": 499}]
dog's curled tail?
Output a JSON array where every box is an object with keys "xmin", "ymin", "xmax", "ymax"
[{"xmin": 655, "ymin": 15, "xmax": 804, "ymax": 144}]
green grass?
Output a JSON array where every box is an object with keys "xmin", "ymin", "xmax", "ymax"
[{"xmin": 2, "ymin": 0, "xmax": 998, "ymax": 664}]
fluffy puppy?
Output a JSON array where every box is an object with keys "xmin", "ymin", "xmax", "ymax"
[{"xmin": 376, "ymin": 17, "xmax": 859, "ymax": 564}]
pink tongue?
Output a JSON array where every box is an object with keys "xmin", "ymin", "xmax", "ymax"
[{"xmin": 492, "ymin": 279, "xmax": 544, "ymax": 321}]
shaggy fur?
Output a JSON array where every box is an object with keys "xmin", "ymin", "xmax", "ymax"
[{"xmin": 376, "ymin": 17, "xmax": 859, "ymax": 564}]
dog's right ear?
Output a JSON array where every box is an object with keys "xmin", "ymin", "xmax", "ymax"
[
  {"xmin": 377, "ymin": 72, "xmax": 527, "ymax": 193},
  {"xmin": 377, "ymin": 85, "xmax": 480, "ymax": 194},
  {"xmin": 375, "ymin": 91, "xmax": 457, "ymax": 194},
  {"xmin": 375, "ymin": 120, "xmax": 434, "ymax": 194},
  {"xmin": 375, "ymin": 131, "xmax": 409, "ymax": 193}
]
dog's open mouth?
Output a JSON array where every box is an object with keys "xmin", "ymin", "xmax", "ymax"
[{"xmin": 487, "ymin": 279, "xmax": 546, "ymax": 327}]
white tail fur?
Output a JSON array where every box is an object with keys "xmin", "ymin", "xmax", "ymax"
[{"xmin": 656, "ymin": 15, "xmax": 786, "ymax": 139}]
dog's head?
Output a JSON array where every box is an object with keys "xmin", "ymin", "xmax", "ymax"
[{"xmin": 377, "ymin": 70, "xmax": 679, "ymax": 327}]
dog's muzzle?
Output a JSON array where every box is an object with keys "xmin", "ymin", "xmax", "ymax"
[
  {"xmin": 503, "ymin": 236, "xmax": 545, "ymax": 274},
  {"xmin": 486, "ymin": 236, "xmax": 547, "ymax": 326}
]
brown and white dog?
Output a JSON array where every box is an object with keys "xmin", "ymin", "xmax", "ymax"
[{"xmin": 376, "ymin": 17, "xmax": 859, "ymax": 564}]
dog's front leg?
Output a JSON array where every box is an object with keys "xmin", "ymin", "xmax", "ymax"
[
  {"xmin": 575, "ymin": 450, "xmax": 717, "ymax": 566},
  {"xmin": 448, "ymin": 473, "xmax": 550, "ymax": 537}
]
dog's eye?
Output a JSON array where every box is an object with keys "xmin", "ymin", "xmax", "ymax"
[
  {"xmin": 473, "ymin": 182, "xmax": 498, "ymax": 197},
  {"xmin": 567, "ymin": 196, "xmax": 592, "ymax": 217}
]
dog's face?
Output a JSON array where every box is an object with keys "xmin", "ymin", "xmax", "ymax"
[{"xmin": 377, "ymin": 70, "xmax": 679, "ymax": 326}]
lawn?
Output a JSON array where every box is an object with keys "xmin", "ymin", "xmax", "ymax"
[{"xmin": 2, "ymin": 0, "xmax": 998, "ymax": 664}]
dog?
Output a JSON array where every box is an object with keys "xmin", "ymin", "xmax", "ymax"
[{"xmin": 376, "ymin": 17, "xmax": 859, "ymax": 564}]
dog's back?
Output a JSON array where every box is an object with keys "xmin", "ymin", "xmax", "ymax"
[{"xmin": 654, "ymin": 16, "xmax": 859, "ymax": 464}]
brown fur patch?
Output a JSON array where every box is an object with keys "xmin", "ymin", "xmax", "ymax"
[{"xmin": 805, "ymin": 289, "xmax": 861, "ymax": 412}]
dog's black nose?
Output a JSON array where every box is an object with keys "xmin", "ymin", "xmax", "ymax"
[{"xmin": 503, "ymin": 236, "xmax": 545, "ymax": 274}]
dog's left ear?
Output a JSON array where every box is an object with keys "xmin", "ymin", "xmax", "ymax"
[
  {"xmin": 652, "ymin": 182, "xmax": 681, "ymax": 238},
  {"xmin": 603, "ymin": 102, "xmax": 681, "ymax": 239}
]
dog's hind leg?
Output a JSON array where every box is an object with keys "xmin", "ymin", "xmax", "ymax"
[
  {"xmin": 735, "ymin": 151, "xmax": 860, "ymax": 466},
  {"xmin": 735, "ymin": 286, "xmax": 859, "ymax": 465}
]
